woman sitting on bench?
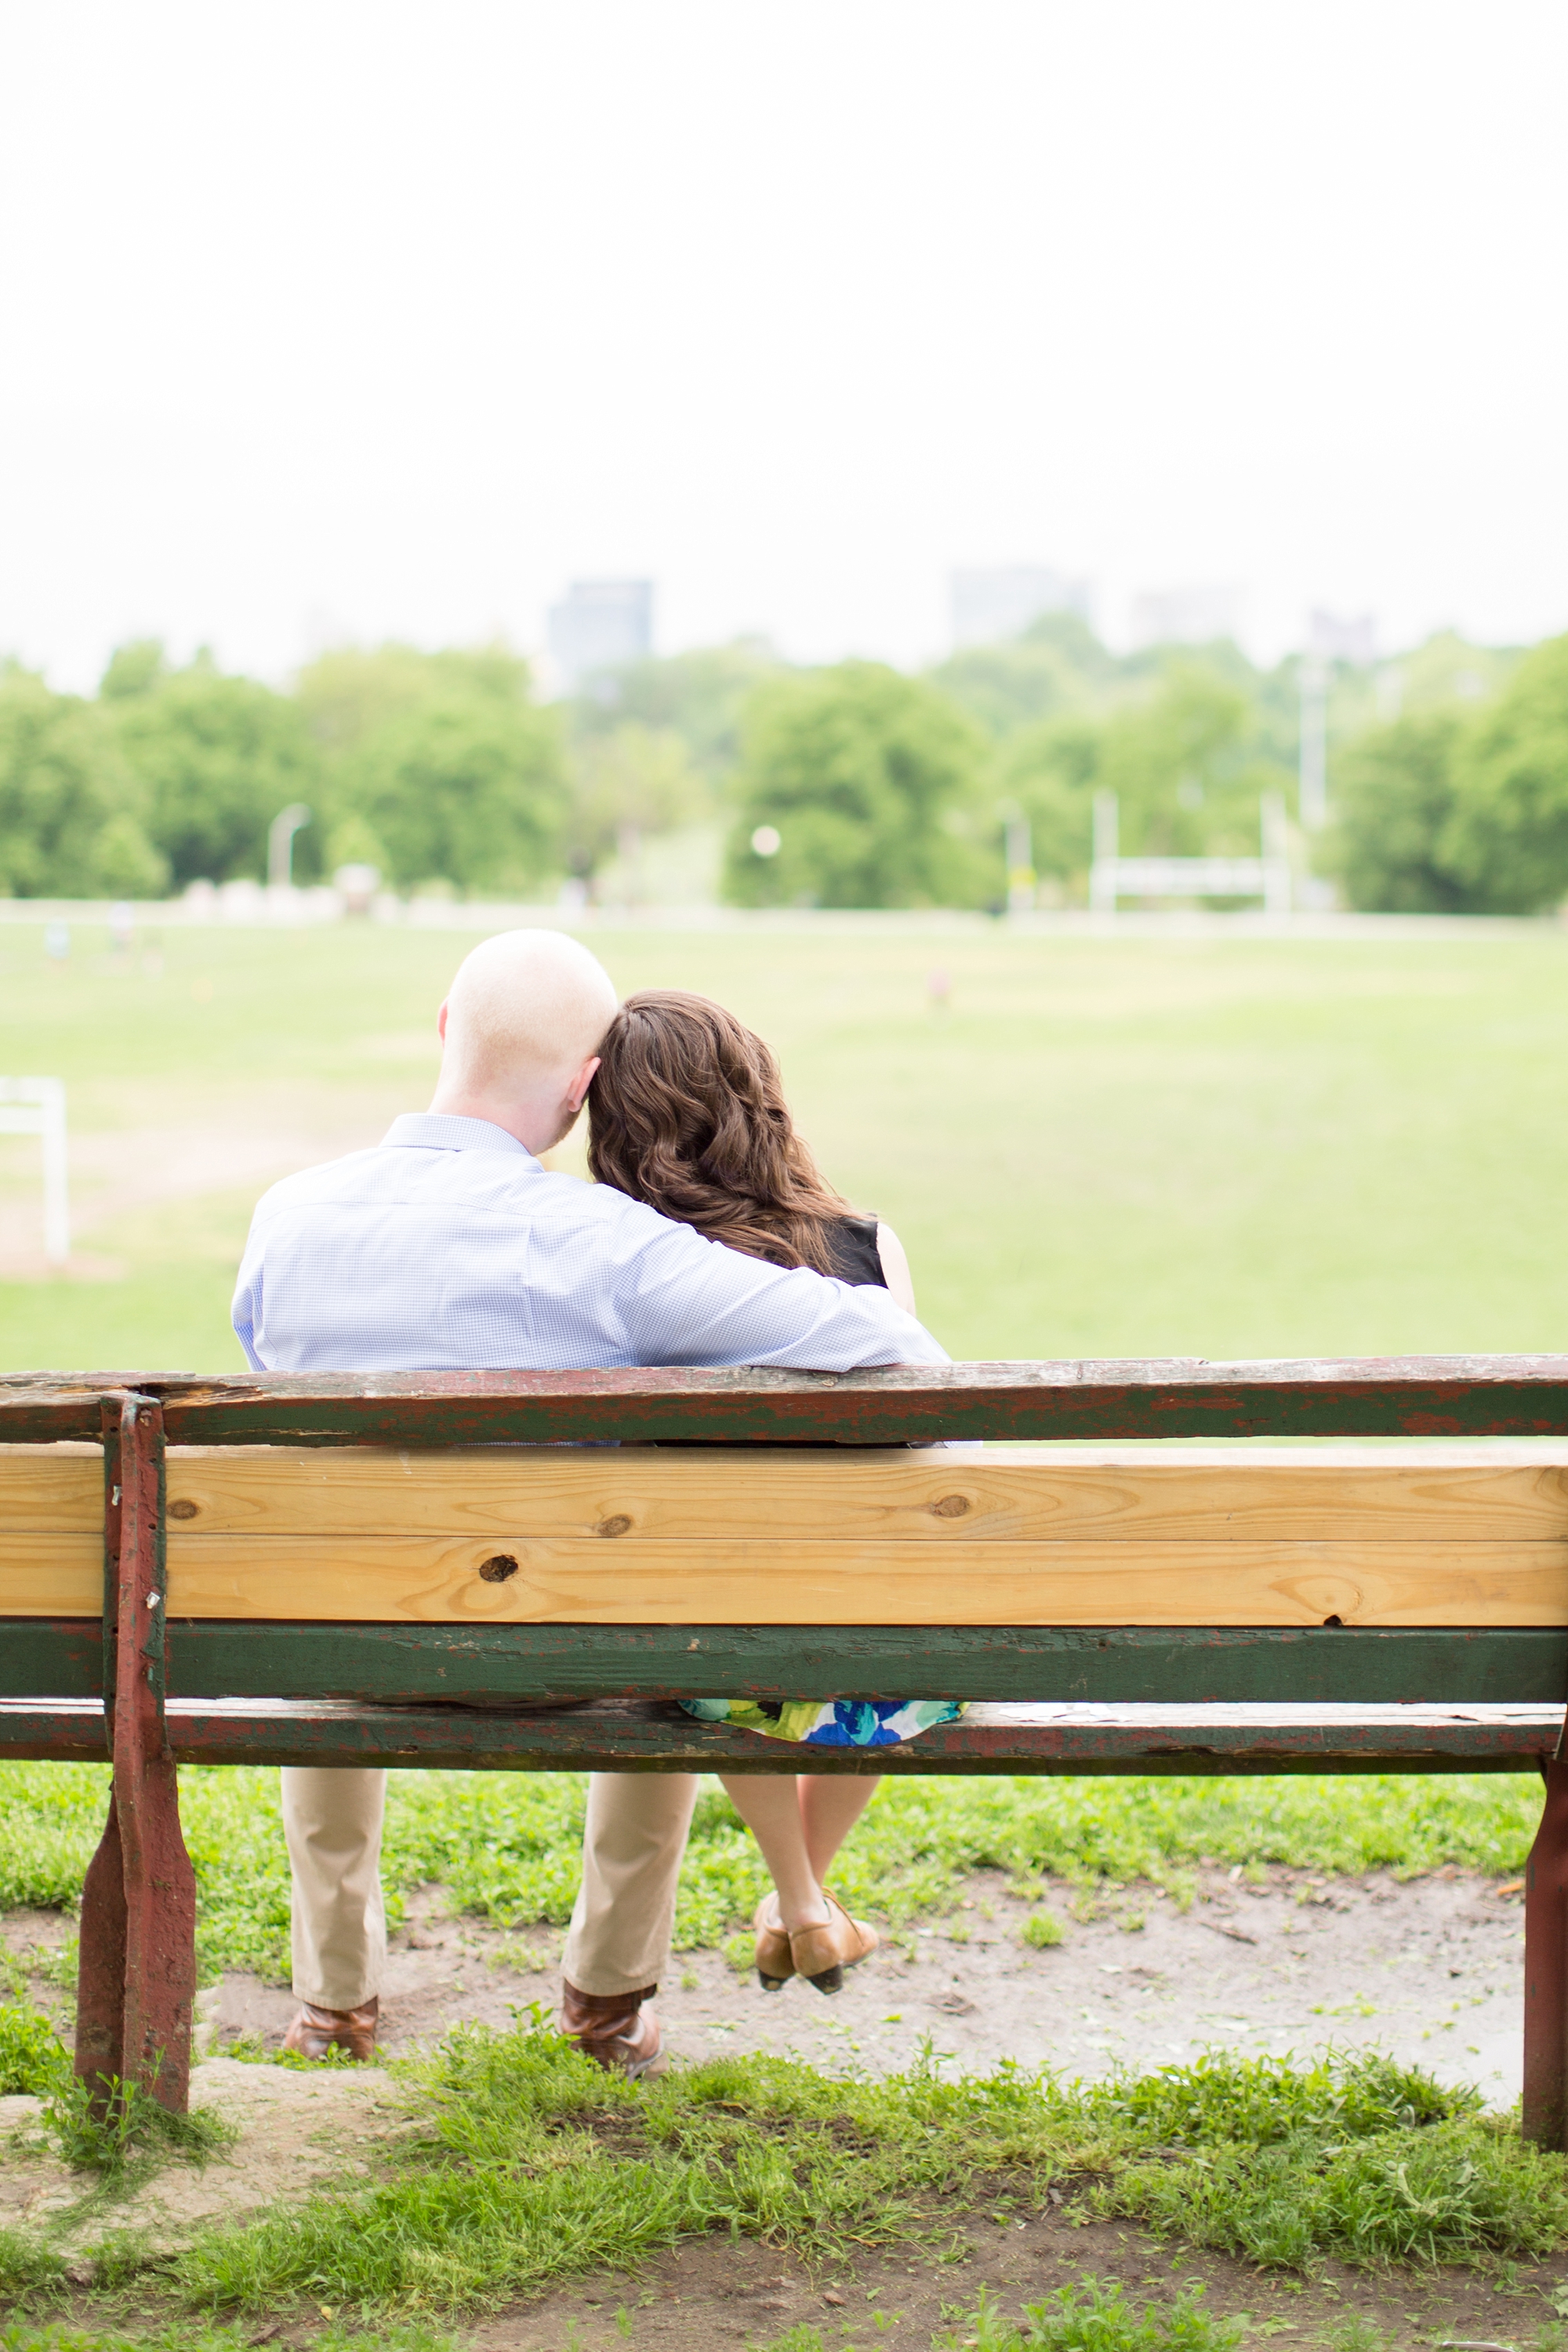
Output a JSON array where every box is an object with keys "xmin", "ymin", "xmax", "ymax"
[{"xmin": 587, "ymin": 988, "xmax": 963, "ymax": 1995}]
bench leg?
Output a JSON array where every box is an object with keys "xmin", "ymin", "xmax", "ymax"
[
  {"xmin": 1523, "ymin": 1758, "xmax": 1568, "ymax": 2148},
  {"xmin": 74, "ymin": 1394, "xmax": 196, "ymax": 2116},
  {"xmin": 74, "ymin": 1796, "xmax": 128, "ymax": 2091}
]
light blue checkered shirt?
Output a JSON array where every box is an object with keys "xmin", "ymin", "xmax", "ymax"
[{"xmin": 232, "ymin": 1112, "xmax": 949, "ymax": 1375}]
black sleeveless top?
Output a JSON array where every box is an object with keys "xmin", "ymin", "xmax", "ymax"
[{"xmin": 822, "ymin": 1214, "xmax": 885, "ymax": 1287}]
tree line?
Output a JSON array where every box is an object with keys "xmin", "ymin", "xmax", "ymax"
[{"xmin": 1, "ymin": 616, "xmax": 1564, "ymax": 913}]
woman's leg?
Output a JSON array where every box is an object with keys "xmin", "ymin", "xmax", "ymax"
[
  {"xmin": 718, "ymin": 1774, "xmax": 831, "ymax": 1931},
  {"xmin": 797, "ymin": 1773, "xmax": 879, "ymax": 1883}
]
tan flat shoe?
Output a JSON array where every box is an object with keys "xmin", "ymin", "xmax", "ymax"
[
  {"xmin": 788, "ymin": 1894, "xmax": 879, "ymax": 1994},
  {"xmin": 753, "ymin": 1896, "xmax": 794, "ymax": 1992}
]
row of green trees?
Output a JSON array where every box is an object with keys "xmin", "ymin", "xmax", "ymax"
[
  {"xmin": 1330, "ymin": 636, "xmax": 1568, "ymax": 912},
  {"xmin": 0, "ymin": 641, "xmax": 566, "ymax": 901},
  {"xmin": 2, "ymin": 617, "xmax": 1565, "ymax": 912}
]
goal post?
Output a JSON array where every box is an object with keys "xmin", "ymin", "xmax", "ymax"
[{"xmin": 0, "ymin": 1079, "xmax": 70, "ymax": 1265}]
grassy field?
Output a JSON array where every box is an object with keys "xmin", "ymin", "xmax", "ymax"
[{"xmin": 2, "ymin": 913, "xmax": 1568, "ymax": 1370}]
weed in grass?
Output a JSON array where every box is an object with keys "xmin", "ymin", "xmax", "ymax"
[
  {"xmin": 1324, "ymin": 2320, "xmax": 1385, "ymax": 2352},
  {"xmin": 44, "ymin": 2073, "xmax": 237, "ymax": 2183},
  {"xmin": 0, "ymin": 1998, "xmax": 69, "ymax": 2096},
  {"xmin": 935, "ymin": 2280, "xmax": 1244, "ymax": 2352},
  {"xmin": 755, "ymin": 2331, "xmax": 826, "ymax": 2352},
  {"xmin": 0, "ymin": 2231, "xmax": 68, "ymax": 2303},
  {"xmin": 1083, "ymin": 2052, "xmax": 1568, "ymax": 2269}
]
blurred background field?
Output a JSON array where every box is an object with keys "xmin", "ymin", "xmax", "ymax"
[{"xmin": 2, "ymin": 913, "xmax": 1566, "ymax": 1374}]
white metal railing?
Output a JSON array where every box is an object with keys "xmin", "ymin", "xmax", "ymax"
[
  {"xmin": 0, "ymin": 1079, "xmax": 70, "ymax": 1263},
  {"xmin": 1089, "ymin": 792, "xmax": 1291, "ymax": 914}
]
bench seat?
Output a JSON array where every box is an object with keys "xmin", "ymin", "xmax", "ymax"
[{"xmin": 1, "ymin": 1695, "xmax": 1561, "ymax": 1772}]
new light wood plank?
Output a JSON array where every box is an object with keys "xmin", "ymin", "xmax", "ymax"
[
  {"xmin": 0, "ymin": 1534, "xmax": 102, "ymax": 1613},
  {"xmin": 157, "ymin": 1446, "xmax": 1568, "ymax": 1544},
  {"xmin": 134, "ymin": 1533, "xmax": 1568, "ymax": 1625},
  {"xmin": 0, "ymin": 1449, "xmax": 103, "ymax": 1532}
]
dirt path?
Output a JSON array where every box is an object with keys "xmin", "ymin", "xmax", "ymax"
[{"xmin": 194, "ymin": 1862, "xmax": 1527, "ymax": 2105}]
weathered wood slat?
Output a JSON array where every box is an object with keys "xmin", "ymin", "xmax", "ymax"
[
  {"xmin": 8, "ymin": 1620, "xmax": 1568, "ymax": 1706},
  {"xmin": 0, "ymin": 1695, "xmax": 1556, "ymax": 1775},
  {"xmin": 5, "ymin": 1357, "xmax": 1568, "ymax": 1446},
  {"xmin": 151, "ymin": 1447, "xmax": 1568, "ymax": 1542},
  {"xmin": 0, "ymin": 1620, "xmax": 104, "ymax": 1699}
]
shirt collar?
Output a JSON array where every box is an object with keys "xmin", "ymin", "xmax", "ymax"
[{"xmin": 382, "ymin": 1112, "xmax": 540, "ymax": 1167}]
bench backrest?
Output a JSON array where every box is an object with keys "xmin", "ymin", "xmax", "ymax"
[{"xmin": 5, "ymin": 1361, "xmax": 1568, "ymax": 1711}]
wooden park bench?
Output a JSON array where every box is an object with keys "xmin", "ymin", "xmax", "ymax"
[{"xmin": 5, "ymin": 1357, "xmax": 1568, "ymax": 2145}]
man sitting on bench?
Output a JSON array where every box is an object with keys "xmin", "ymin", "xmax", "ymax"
[{"xmin": 230, "ymin": 928, "xmax": 946, "ymax": 2072}]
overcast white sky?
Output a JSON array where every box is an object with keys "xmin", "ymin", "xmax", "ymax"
[{"xmin": 2, "ymin": 1, "xmax": 1564, "ymax": 690}]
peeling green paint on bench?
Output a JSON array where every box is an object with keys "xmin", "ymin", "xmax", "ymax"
[
  {"xmin": 7, "ymin": 1621, "xmax": 1568, "ymax": 1709},
  {"xmin": 6, "ymin": 1356, "xmax": 1568, "ymax": 1446}
]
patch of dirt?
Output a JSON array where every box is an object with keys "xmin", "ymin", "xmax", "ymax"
[
  {"xmin": 53, "ymin": 2208, "xmax": 1568, "ymax": 2352},
  {"xmin": 0, "ymin": 2060, "xmax": 412, "ymax": 2252},
  {"xmin": 459, "ymin": 2212, "xmax": 1568, "ymax": 2352},
  {"xmin": 209, "ymin": 1864, "xmax": 1530, "ymax": 2105}
]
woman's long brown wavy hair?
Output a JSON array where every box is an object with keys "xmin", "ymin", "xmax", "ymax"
[{"xmin": 587, "ymin": 990, "xmax": 853, "ymax": 1272}]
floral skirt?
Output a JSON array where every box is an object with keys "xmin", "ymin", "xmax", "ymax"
[{"xmin": 679, "ymin": 1697, "xmax": 967, "ymax": 1748}]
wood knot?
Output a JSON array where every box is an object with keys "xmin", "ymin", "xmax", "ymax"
[
  {"xmin": 1322, "ymin": 1613, "xmax": 1344, "ymax": 1628},
  {"xmin": 167, "ymin": 1499, "xmax": 198, "ymax": 1521},
  {"xmin": 929, "ymin": 1494, "xmax": 971, "ymax": 1519},
  {"xmin": 478, "ymin": 1554, "xmax": 521, "ymax": 1583},
  {"xmin": 597, "ymin": 1515, "xmax": 633, "ymax": 1538}
]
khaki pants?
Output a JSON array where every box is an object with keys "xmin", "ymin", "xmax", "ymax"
[
  {"xmin": 281, "ymin": 1767, "xmax": 388, "ymax": 2011},
  {"xmin": 281, "ymin": 1767, "xmax": 699, "ymax": 2008}
]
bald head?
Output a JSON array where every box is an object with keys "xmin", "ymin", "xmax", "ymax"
[{"xmin": 430, "ymin": 930, "xmax": 618, "ymax": 1153}]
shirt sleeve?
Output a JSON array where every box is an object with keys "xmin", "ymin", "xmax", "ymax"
[
  {"xmin": 612, "ymin": 1213, "xmax": 951, "ymax": 1369},
  {"xmin": 230, "ymin": 1223, "xmax": 265, "ymax": 1370}
]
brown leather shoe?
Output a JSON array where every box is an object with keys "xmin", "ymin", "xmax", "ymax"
[
  {"xmin": 753, "ymin": 1896, "xmax": 794, "ymax": 1992},
  {"xmin": 282, "ymin": 1995, "xmax": 379, "ymax": 2062},
  {"xmin": 560, "ymin": 1978, "xmax": 667, "ymax": 2080},
  {"xmin": 788, "ymin": 1894, "xmax": 879, "ymax": 1994}
]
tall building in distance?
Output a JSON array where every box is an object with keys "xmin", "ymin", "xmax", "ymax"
[
  {"xmin": 1127, "ymin": 585, "xmax": 1243, "ymax": 648},
  {"xmin": 546, "ymin": 579, "xmax": 654, "ymax": 692},
  {"xmin": 949, "ymin": 566, "xmax": 1092, "ymax": 650}
]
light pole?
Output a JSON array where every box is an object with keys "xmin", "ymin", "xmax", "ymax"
[
  {"xmin": 998, "ymin": 800, "xmax": 1036, "ymax": 914},
  {"xmin": 1298, "ymin": 657, "xmax": 1327, "ymax": 832},
  {"xmin": 267, "ymin": 803, "xmax": 313, "ymax": 890}
]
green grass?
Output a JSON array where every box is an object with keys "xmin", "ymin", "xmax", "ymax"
[
  {"xmin": 0, "ymin": 1763, "xmax": 1542, "ymax": 1983},
  {"xmin": 0, "ymin": 2326, "xmax": 453, "ymax": 2352},
  {"xmin": 5, "ymin": 917, "xmax": 1568, "ymax": 1367},
  {"xmin": 0, "ymin": 1994, "xmax": 69, "ymax": 2095},
  {"xmin": 935, "ymin": 2280, "xmax": 1243, "ymax": 2352},
  {"xmin": 154, "ymin": 2029, "xmax": 1568, "ymax": 2318}
]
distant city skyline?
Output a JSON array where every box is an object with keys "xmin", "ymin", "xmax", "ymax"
[
  {"xmin": 546, "ymin": 579, "xmax": 654, "ymax": 691},
  {"xmin": 949, "ymin": 566, "xmax": 1092, "ymax": 650}
]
